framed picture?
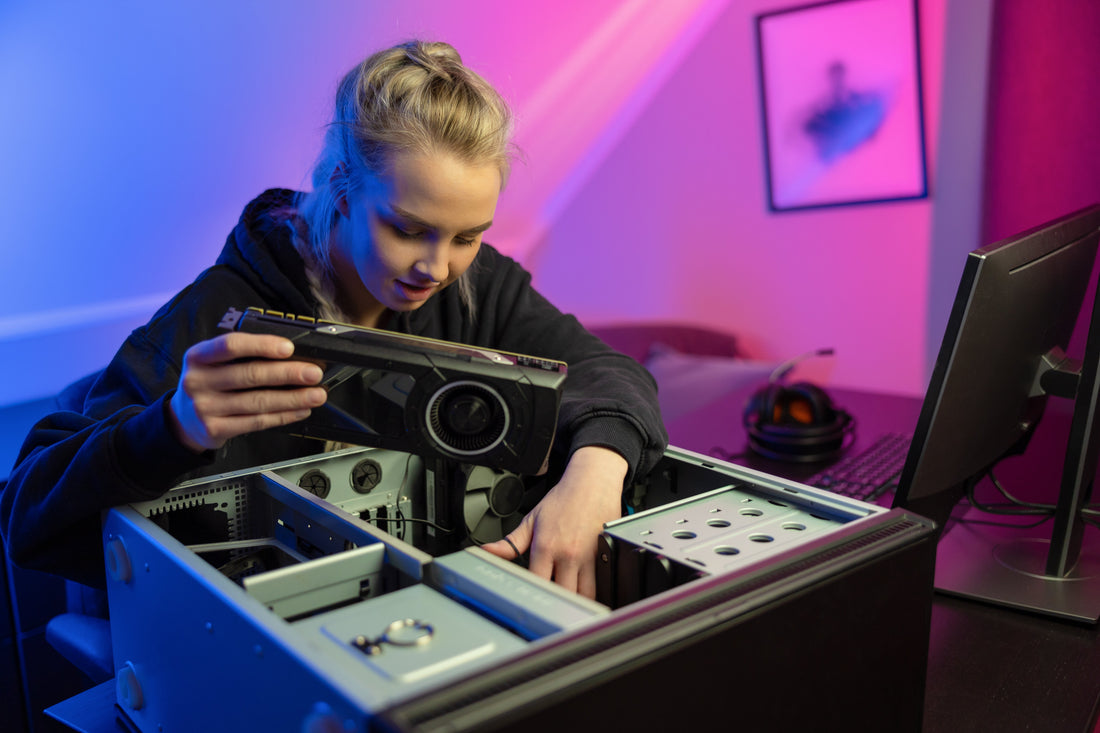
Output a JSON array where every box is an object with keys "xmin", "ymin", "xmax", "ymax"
[{"xmin": 755, "ymin": 0, "xmax": 928, "ymax": 211}]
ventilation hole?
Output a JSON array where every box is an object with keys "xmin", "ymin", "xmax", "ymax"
[
  {"xmin": 297, "ymin": 469, "xmax": 331, "ymax": 499},
  {"xmin": 350, "ymin": 459, "xmax": 383, "ymax": 494}
]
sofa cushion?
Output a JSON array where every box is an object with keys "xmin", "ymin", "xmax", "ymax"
[
  {"xmin": 645, "ymin": 344, "xmax": 776, "ymax": 423},
  {"xmin": 588, "ymin": 322, "xmax": 742, "ymax": 364}
]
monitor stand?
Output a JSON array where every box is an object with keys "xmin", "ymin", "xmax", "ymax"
[{"xmin": 934, "ymin": 505, "xmax": 1100, "ymax": 623}]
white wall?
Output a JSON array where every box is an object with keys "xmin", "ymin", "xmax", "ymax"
[
  {"xmin": 529, "ymin": 0, "xmax": 977, "ymax": 398},
  {"xmin": 0, "ymin": 0, "xmax": 988, "ymax": 407},
  {"xmin": 0, "ymin": 0, "xmax": 630, "ymax": 405},
  {"xmin": 0, "ymin": 0, "xmax": 719, "ymax": 406}
]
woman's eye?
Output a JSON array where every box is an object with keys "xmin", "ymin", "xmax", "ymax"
[
  {"xmin": 391, "ymin": 224, "xmax": 422, "ymax": 240},
  {"xmin": 455, "ymin": 236, "xmax": 477, "ymax": 247}
]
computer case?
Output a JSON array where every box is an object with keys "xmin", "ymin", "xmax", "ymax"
[{"xmin": 91, "ymin": 446, "xmax": 935, "ymax": 732}]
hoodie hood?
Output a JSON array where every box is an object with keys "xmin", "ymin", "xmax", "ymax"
[{"xmin": 214, "ymin": 188, "xmax": 317, "ymax": 315}]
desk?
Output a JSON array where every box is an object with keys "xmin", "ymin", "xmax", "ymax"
[{"xmin": 665, "ymin": 384, "xmax": 1100, "ymax": 733}]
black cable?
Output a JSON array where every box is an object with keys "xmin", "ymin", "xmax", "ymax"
[
  {"xmin": 951, "ymin": 505, "xmax": 1054, "ymax": 530},
  {"xmin": 965, "ymin": 464, "xmax": 1056, "ymax": 517},
  {"xmin": 395, "ymin": 515, "xmax": 456, "ymax": 534},
  {"xmin": 958, "ymin": 464, "xmax": 1100, "ymax": 530},
  {"xmin": 362, "ymin": 453, "xmax": 457, "ymax": 537},
  {"xmin": 987, "ymin": 468, "xmax": 1057, "ymax": 511}
]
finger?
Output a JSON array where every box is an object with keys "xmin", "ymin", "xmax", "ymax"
[
  {"xmin": 546, "ymin": 555, "xmax": 581, "ymax": 595},
  {"xmin": 577, "ymin": 558, "xmax": 597, "ymax": 600},
  {"xmin": 508, "ymin": 517, "xmax": 552, "ymax": 576},
  {"xmin": 181, "ymin": 354, "xmax": 323, "ymax": 396},
  {"xmin": 526, "ymin": 538, "xmax": 555, "ymax": 583},
  {"xmin": 480, "ymin": 538, "xmax": 521, "ymax": 561},
  {"xmin": 193, "ymin": 385, "xmax": 327, "ymax": 419},
  {"xmin": 188, "ymin": 332, "xmax": 296, "ymax": 366},
  {"xmin": 504, "ymin": 515, "xmax": 534, "ymax": 554},
  {"xmin": 170, "ymin": 382, "xmax": 320, "ymax": 452},
  {"xmin": 200, "ymin": 407, "xmax": 317, "ymax": 444},
  {"xmin": 219, "ymin": 359, "xmax": 324, "ymax": 391}
]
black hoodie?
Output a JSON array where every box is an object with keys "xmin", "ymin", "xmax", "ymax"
[{"xmin": 1, "ymin": 189, "xmax": 667, "ymax": 586}]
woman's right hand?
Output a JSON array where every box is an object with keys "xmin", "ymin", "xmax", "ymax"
[{"xmin": 168, "ymin": 332, "xmax": 327, "ymax": 453}]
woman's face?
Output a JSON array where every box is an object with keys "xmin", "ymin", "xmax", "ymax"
[{"xmin": 331, "ymin": 149, "xmax": 501, "ymax": 327}]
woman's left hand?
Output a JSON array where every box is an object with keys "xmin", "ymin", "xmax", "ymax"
[{"xmin": 481, "ymin": 446, "xmax": 628, "ymax": 599}]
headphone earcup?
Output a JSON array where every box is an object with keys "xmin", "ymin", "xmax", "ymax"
[
  {"xmin": 744, "ymin": 382, "xmax": 781, "ymax": 425},
  {"xmin": 743, "ymin": 382, "xmax": 853, "ymax": 463},
  {"xmin": 774, "ymin": 382, "xmax": 833, "ymax": 425}
]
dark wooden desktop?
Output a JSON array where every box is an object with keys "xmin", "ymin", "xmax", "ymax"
[{"xmin": 665, "ymin": 384, "xmax": 1100, "ymax": 733}]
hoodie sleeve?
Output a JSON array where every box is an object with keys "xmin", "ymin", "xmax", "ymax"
[
  {"xmin": 0, "ymin": 269, "xmax": 255, "ymax": 586},
  {"xmin": 0, "ymin": 328, "xmax": 216, "ymax": 587},
  {"xmin": 0, "ymin": 191, "xmax": 321, "ymax": 586},
  {"xmin": 1, "ymin": 393, "xmax": 213, "ymax": 587},
  {"xmin": 466, "ymin": 248, "xmax": 669, "ymax": 486}
]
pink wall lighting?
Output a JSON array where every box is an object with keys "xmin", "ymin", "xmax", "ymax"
[
  {"xmin": 0, "ymin": 0, "xmax": 967, "ymax": 407},
  {"xmin": 530, "ymin": 0, "xmax": 950, "ymax": 398}
]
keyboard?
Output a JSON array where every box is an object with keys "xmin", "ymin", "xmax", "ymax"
[{"xmin": 807, "ymin": 432, "xmax": 912, "ymax": 503}]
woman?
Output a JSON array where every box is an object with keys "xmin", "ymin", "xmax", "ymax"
[{"xmin": 0, "ymin": 41, "xmax": 667, "ymax": 600}]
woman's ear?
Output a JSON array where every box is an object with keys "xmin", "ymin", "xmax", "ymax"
[{"xmin": 331, "ymin": 162, "xmax": 350, "ymax": 218}]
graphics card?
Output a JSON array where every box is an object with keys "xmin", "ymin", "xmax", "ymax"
[{"xmin": 218, "ymin": 307, "xmax": 567, "ymax": 475}]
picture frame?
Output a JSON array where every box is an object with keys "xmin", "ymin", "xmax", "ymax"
[{"xmin": 755, "ymin": 0, "xmax": 928, "ymax": 212}]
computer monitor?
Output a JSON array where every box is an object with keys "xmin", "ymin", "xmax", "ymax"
[{"xmin": 893, "ymin": 203, "xmax": 1100, "ymax": 623}]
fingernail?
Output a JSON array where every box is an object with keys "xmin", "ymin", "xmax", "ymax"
[
  {"xmin": 276, "ymin": 340, "xmax": 294, "ymax": 357},
  {"xmin": 306, "ymin": 365, "xmax": 323, "ymax": 382}
]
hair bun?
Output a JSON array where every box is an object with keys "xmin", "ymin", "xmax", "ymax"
[{"xmin": 406, "ymin": 40, "xmax": 462, "ymax": 76}]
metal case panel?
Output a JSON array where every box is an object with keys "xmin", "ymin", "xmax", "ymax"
[{"xmin": 98, "ymin": 446, "xmax": 935, "ymax": 732}]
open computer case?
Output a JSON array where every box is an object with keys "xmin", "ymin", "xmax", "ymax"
[{"xmin": 59, "ymin": 443, "xmax": 938, "ymax": 733}]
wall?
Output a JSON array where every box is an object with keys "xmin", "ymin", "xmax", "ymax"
[
  {"xmin": 979, "ymin": 0, "xmax": 1100, "ymax": 366},
  {"xmin": 923, "ymin": 0, "xmax": 994, "ymax": 384},
  {"xmin": 1, "ymin": 0, "xmax": 681, "ymax": 406},
  {"xmin": 1, "ymin": 0, "xmax": 977, "ymax": 410},
  {"xmin": 982, "ymin": 0, "xmax": 1100, "ymax": 242},
  {"xmin": 529, "ymin": 0, "xmax": 959, "ymax": 397}
]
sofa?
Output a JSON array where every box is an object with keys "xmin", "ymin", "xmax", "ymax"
[{"xmin": 586, "ymin": 321, "xmax": 777, "ymax": 425}]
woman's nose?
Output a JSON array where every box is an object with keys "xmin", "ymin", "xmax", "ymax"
[{"xmin": 414, "ymin": 243, "xmax": 448, "ymax": 283}]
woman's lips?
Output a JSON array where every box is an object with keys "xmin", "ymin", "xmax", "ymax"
[{"xmin": 396, "ymin": 280, "xmax": 437, "ymax": 302}]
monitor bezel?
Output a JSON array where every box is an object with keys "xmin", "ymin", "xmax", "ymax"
[{"xmin": 893, "ymin": 203, "xmax": 1100, "ymax": 622}]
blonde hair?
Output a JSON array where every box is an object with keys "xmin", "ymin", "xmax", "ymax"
[{"xmin": 295, "ymin": 41, "xmax": 515, "ymax": 320}]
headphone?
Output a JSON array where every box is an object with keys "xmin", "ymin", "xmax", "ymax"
[{"xmin": 742, "ymin": 349, "xmax": 854, "ymax": 463}]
